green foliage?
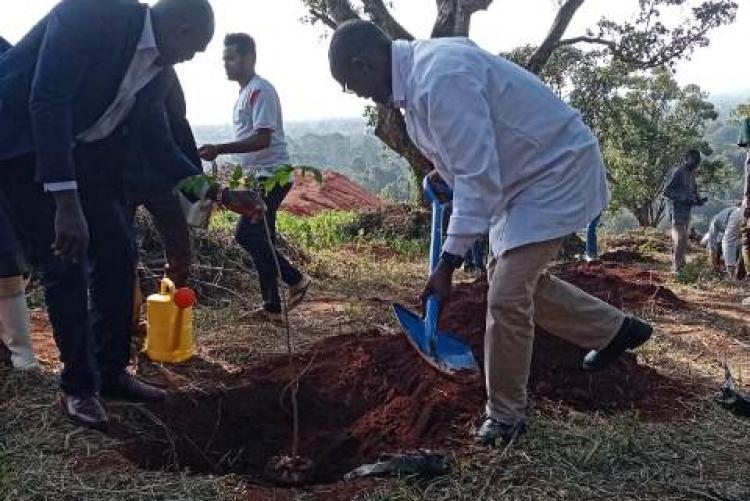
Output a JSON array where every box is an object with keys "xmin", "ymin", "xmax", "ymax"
[
  {"xmin": 208, "ymin": 209, "xmax": 239, "ymax": 232},
  {"xmin": 599, "ymin": 68, "xmax": 734, "ymax": 227},
  {"xmin": 277, "ymin": 210, "xmax": 358, "ymax": 250},
  {"xmin": 675, "ymin": 253, "xmax": 710, "ymax": 284},
  {"xmin": 176, "ymin": 164, "xmax": 324, "ymax": 199}
]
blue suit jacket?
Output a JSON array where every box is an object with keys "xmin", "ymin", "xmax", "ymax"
[{"xmin": 0, "ymin": 0, "xmax": 147, "ymax": 184}]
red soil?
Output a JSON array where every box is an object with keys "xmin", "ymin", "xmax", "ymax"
[
  {"xmin": 281, "ymin": 170, "xmax": 381, "ymax": 216},
  {"xmin": 112, "ymin": 262, "xmax": 698, "ymax": 486}
]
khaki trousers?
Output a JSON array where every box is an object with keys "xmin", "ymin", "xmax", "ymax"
[
  {"xmin": 484, "ymin": 238, "xmax": 625, "ymax": 423},
  {"xmin": 671, "ymin": 224, "xmax": 688, "ymax": 273}
]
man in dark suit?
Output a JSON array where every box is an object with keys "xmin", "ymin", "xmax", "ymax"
[
  {"xmin": 0, "ymin": 36, "xmax": 10, "ymax": 53},
  {"xmin": 124, "ymin": 67, "xmax": 201, "ymax": 289},
  {"xmin": 0, "ymin": 0, "xmax": 215, "ymax": 429}
]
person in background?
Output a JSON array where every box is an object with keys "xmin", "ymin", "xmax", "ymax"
[
  {"xmin": 124, "ymin": 67, "xmax": 202, "ymax": 289},
  {"xmin": 0, "ymin": 35, "xmax": 37, "ymax": 371},
  {"xmin": 703, "ymin": 206, "xmax": 735, "ymax": 270},
  {"xmin": 738, "ymin": 119, "xmax": 750, "ymax": 274},
  {"xmin": 584, "ymin": 213, "xmax": 602, "ymax": 262},
  {"xmin": 198, "ymin": 33, "xmax": 311, "ymax": 325},
  {"xmin": 702, "ymin": 205, "xmax": 744, "ymax": 279},
  {"xmin": 328, "ymin": 20, "xmax": 653, "ymax": 446},
  {"xmin": 0, "ymin": 205, "xmax": 37, "ymax": 371},
  {"xmin": 663, "ymin": 150, "xmax": 707, "ymax": 274}
]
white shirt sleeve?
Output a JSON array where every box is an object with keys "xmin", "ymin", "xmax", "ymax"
[
  {"xmin": 426, "ymin": 73, "xmax": 503, "ymax": 257},
  {"xmin": 44, "ymin": 181, "xmax": 79, "ymax": 192},
  {"xmin": 250, "ymin": 86, "xmax": 279, "ymax": 131}
]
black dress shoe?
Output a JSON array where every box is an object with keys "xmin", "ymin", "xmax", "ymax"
[
  {"xmin": 581, "ymin": 316, "xmax": 653, "ymax": 372},
  {"xmin": 100, "ymin": 373, "xmax": 167, "ymax": 403},
  {"xmin": 474, "ymin": 416, "xmax": 526, "ymax": 446},
  {"xmin": 59, "ymin": 393, "xmax": 108, "ymax": 430}
]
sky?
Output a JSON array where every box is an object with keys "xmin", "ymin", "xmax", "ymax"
[{"xmin": 2, "ymin": 0, "xmax": 749, "ymax": 125}]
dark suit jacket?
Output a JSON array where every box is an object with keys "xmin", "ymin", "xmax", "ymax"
[
  {"xmin": 123, "ymin": 67, "xmax": 202, "ymax": 196},
  {"xmin": 0, "ymin": 36, "xmax": 10, "ymax": 54},
  {"xmin": 0, "ymin": 0, "xmax": 147, "ymax": 185}
]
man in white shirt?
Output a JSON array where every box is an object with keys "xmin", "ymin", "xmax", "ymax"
[
  {"xmin": 328, "ymin": 20, "xmax": 653, "ymax": 445},
  {"xmin": 199, "ymin": 33, "xmax": 311, "ymax": 324},
  {"xmin": 0, "ymin": 0, "xmax": 216, "ymax": 430}
]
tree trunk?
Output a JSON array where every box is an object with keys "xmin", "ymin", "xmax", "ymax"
[
  {"xmin": 633, "ymin": 205, "xmax": 657, "ymax": 227},
  {"xmin": 373, "ymin": 106, "xmax": 434, "ymax": 178},
  {"xmin": 433, "ymin": 0, "xmax": 492, "ymax": 38}
]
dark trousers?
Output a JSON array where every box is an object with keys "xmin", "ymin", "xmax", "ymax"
[
  {"xmin": 235, "ymin": 183, "xmax": 302, "ymax": 313},
  {"xmin": 126, "ymin": 191, "xmax": 192, "ymax": 287},
  {"xmin": 0, "ymin": 143, "xmax": 135, "ymax": 396}
]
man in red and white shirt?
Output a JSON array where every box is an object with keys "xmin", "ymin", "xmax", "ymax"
[{"xmin": 199, "ymin": 33, "xmax": 310, "ymax": 324}]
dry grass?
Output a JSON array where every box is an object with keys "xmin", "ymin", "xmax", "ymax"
[{"xmin": 2, "ymin": 226, "xmax": 750, "ymax": 500}]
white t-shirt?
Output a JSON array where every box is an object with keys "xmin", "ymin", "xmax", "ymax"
[{"xmin": 233, "ymin": 75, "xmax": 290, "ymax": 177}]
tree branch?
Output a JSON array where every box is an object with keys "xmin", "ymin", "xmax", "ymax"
[
  {"xmin": 307, "ymin": 8, "xmax": 338, "ymax": 29},
  {"xmin": 525, "ymin": 0, "xmax": 585, "ymax": 74},
  {"xmin": 324, "ymin": 0, "xmax": 359, "ymax": 24},
  {"xmin": 556, "ymin": 36, "xmax": 617, "ymax": 50},
  {"xmin": 361, "ymin": 0, "xmax": 414, "ymax": 40},
  {"xmin": 432, "ymin": 0, "xmax": 493, "ymax": 38}
]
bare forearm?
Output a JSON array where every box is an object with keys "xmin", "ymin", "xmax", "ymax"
[{"xmin": 216, "ymin": 131, "xmax": 271, "ymax": 154}]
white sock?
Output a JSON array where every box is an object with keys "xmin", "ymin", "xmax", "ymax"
[{"xmin": 0, "ymin": 288, "xmax": 37, "ymax": 371}]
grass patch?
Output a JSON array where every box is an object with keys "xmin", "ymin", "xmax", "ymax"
[{"xmin": 277, "ymin": 210, "xmax": 358, "ymax": 250}]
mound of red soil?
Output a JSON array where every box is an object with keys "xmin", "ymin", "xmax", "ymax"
[
  {"xmin": 599, "ymin": 248, "xmax": 654, "ymax": 264},
  {"xmin": 281, "ymin": 170, "xmax": 381, "ymax": 216},
  {"xmin": 113, "ymin": 263, "xmax": 696, "ymax": 485},
  {"xmin": 556, "ymin": 262, "xmax": 686, "ymax": 311}
]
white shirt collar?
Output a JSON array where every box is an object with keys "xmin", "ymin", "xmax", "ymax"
[
  {"xmin": 391, "ymin": 40, "xmax": 412, "ymax": 109},
  {"xmin": 138, "ymin": 8, "xmax": 158, "ymax": 51}
]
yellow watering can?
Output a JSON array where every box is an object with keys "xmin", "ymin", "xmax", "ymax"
[{"xmin": 145, "ymin": 278, "xmax": 196, "ymax": 363}]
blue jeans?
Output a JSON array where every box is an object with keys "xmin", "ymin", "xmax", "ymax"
[
  {"xmin": 0, "ymin": 142, "xmax": 135, "ymax": 396},
  {"xmin": 586, "ymin": 213, "xmax": 602, "ymax": 258},
  {"xmin": 235, "ymin": 182, "xmax": 302, "ymax": 313}
]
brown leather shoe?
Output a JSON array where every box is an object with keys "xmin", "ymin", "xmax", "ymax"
[
  {"xmin": 100, "ymin": 372, "xmax": 167, "ymax": 403},
  {"xmin": 59, "ymin": 393, "xmax": 108, "ymax": 430}
]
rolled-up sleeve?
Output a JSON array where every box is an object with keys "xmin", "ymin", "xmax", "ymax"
[{"xmin": 426, "ymin": 73, "xmax": 503, "ymax": 256}]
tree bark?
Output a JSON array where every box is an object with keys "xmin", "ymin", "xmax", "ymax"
[
  {"xmin": 323, "ymin": 0, "xmax": 358, "ymax": 24},
  {"xmin": 525, "ymin": 0, "xmax": 586, "ymax": 74},
  {"xmin": 361, "ymin": 0, "xmax": 414, "ymax": 40},
  {"xmin": 374, "ymin": 106, "xmax": 434, "ymax": 178},
  {"xmin": 432, "ymin": 0, "xmax": 493, "ymax": 38}
]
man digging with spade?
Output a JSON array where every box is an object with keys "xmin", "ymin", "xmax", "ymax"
[{"xmin": 328, "ymin": 20, "xmax": 653, "ymax": 445}]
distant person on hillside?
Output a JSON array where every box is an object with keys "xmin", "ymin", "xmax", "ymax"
[
  {"xmin": 584, "ymin": 213, "xmax": 602, "ymax": 262},
  {"xmin": 738, "ymin": 119, "xmax": 750, "ymax": 274},
  {"xmin": 702, "ymin": 205, "xmax": 743, "ymax": 278},
  {"xmin": 198, "ymin": 33, "xmax": 310, "ymax": 325},
  {"xmin": 663, "ymin": 150, "xmax": 707, "ymax": 274},
  {"xmin": 328, "ymin": 20, "xmax": 653, "ymax": 446}
]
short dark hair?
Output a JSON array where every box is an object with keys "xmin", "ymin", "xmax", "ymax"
[
  {"xmin": 328, "ymin": 20, "xmax": 391, "ymax": 77},
  {"xmin": 685, "ymin": 149, "xmax": 701, "ymax": 164},
  {"xmin": 224, "ymin": 33, "xmax": 255, "ymax": 56}
]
